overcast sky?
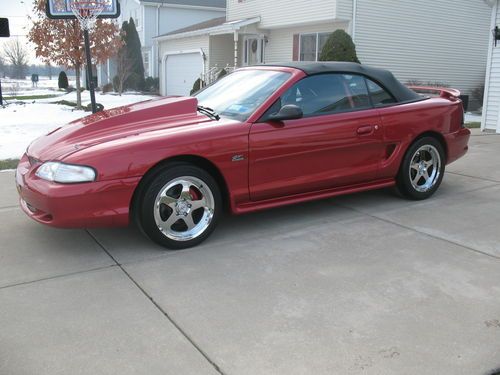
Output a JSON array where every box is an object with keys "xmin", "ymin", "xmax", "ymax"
[{"xmin": 0, "ymin": 1, "xmax": 39, "ymax": 64}]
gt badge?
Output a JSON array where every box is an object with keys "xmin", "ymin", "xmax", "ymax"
[{"xmin": 232, "ymin": 155, "xmax": 245, "ymax": 162}]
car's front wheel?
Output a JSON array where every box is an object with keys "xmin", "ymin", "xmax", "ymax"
[
  {"xmin": 396, "ymin": 137, "xmax": 445, "ymax": 200},
  {"xmin": 138, "ymin": 164, "xmax": 222, "ymax": 249}
]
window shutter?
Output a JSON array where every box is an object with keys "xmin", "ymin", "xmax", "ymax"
[{"xmin": 292, "ymin": 34, "xmax": 299, "ymax": 61}]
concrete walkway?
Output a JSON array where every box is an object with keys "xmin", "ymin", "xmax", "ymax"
[{"xmin": 1, "ymin": 131, "xmax": 499, "ymax": 375}]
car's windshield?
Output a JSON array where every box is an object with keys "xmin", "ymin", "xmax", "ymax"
[{"xmin": 195, "ymin": 70, "xmax": 291, "ymax": 121}]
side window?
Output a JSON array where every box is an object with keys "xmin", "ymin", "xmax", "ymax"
[
  {"xmin": 366, "ymin": 79, "xmax": 396, "ymax": 106},
  {"xmin": 280, "ymin": 73, "xmax": 371, "ymax": 117},
  {"xmin": 342, "ymin": 74, "xmax": 371, "ymax": 109}
]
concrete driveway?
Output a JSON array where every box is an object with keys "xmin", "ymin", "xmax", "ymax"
[{"xmin": 1, "ymin": 130, "xmax": 500, "ymax": 375}]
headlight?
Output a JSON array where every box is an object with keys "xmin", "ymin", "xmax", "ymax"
[{"xmin": 35, "ymin": 162, "xmax": 96, "ymax": 183}]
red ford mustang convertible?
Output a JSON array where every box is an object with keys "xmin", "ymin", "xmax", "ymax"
[{"xmin": 16, "ymin": 62, "xmax": 470, "ymax": 249}]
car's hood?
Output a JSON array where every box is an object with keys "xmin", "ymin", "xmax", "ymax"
[{"xmin": 28, "ymin": 96, "xmax": 211, "ymax": 161}]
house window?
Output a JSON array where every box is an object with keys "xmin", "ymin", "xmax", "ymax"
[
  {"xmin": 299, "ymin": 32, "xmax": 331, "ymax": 61},
  {"xmin": 143, "ymin": 51, "xmax": 149, "ymax": 77}
]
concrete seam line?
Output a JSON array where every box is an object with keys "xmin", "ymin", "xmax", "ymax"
[
  {"xmin": 84, "ymin": 229, "xmax": 226, "ymax": 375},
  {"xmin": 0, "ymin": 264, "xmax": 117, "ymax": 291},
  {"xmin": 0, "ymin": 205, "xmax": 20, "ymax": 212},
  {"xmin": 446, "ymin": 171, "xmax": 500, "ymax": 184},
  {"xmin": 336, "ymin": 204, "xmax": 500, "ymax": 262}
]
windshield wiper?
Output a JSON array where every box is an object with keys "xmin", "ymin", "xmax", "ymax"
[{"xmin": 197, "ymin": 105, "xmax": 220, "ymax": 121}]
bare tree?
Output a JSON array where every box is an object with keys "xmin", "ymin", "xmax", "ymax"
[
  {"xmin": 29, "ymin": 0, "xmax": 122, "ymax": 109},
  {"xmin": 114, "ymin": 48, "xmax": 134, "ymax": 95},
  {"xmin": 3, "ymin": 38, "xmax": 29, "ymax": 79}
]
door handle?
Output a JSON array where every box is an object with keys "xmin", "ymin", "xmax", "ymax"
[{"xmin": 357, "ymin": 125, "xmax": 375, "ymax": 135}]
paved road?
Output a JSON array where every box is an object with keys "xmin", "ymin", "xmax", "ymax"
[{"xmin": 1, "ymin": 130, "xmax": 499, "ymax": 375}]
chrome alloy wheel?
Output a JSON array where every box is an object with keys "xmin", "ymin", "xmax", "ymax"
[
  {"xmin": 153, "ymin": 176, "xmax": 215, "ymax": 242},
  {"xmin": 409, "ymin": 144, "xmax": 442, "ymax": 193}
]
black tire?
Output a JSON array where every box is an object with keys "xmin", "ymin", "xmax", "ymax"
[
  {"xmin": 396, "ymin": 136, "xmax": 445, "ymax": 200},
  {"xmin": 137, "ymin": 163, "xmax": 222, "ymax": 250}
]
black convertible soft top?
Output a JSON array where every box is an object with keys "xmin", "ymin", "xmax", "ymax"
[{"xmin": 262, "ymin": 62, "xmax": 421, "ymax": 103}]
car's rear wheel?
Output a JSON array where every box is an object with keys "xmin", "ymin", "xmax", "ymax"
[
  {"xmin": 138, "ymin": 164, "xmax": 222, "ymax": 249},
  {"xmin": 396, "ymin": 137, "xmax": 445, "ymax": 200}
]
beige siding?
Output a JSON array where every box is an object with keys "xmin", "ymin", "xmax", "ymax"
[
  {"xmin": 336, "ymin": 0, "xmax": 353, "ymax": 21},
  {"xmin": 264, "ymin": 22, "xmax": 348, "ymax": 63},
  {"xmin": 209, "ymin": 34, "xmax": 235, "ymax": 68},
  {"xmin": 158, "ymin": 35, "xmax": 210, "ymax": 61},
  {"xmin": 158, "ymin": 35, "xmax": 210, "ymax": 95},
  {"xmin": 227, "ymin": 0, "xmax": 337, "ymax": 28},
  {"xmin": 483, "ymin": 2, "xmax": 500, "ymax": 131},
  {"xmin": 354, "ymin": 0, "xmax": 490, "ymax": 98}
]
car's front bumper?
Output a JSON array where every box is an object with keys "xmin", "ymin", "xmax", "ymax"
[{"xmin": 15, "ymin": 154, "xmax": 141, "ymax": 228}]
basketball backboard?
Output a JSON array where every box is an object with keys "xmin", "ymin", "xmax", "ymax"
[{"xmin": 46, "ymin": 0, "xmax": 120, "ymax": 19}]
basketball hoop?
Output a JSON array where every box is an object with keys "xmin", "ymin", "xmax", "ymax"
[
  {"xmin": 45, "ymin": 0, "xmax": 119, "ymax": 114},
  {"xmin": 70, "ymin": 0, "xmax": 107, "ymax": 30}
]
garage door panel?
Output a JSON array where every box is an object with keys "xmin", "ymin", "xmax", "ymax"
[{"xmin": 166, "ymin": 53, "xmax": 203, "ymax": 96}]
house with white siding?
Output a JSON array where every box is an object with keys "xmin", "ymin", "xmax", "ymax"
[
  {"xmin": 482, "ymin": 0, "xmax": 500, "ymax": 133},
  {"xmin": 96, "ymin": 0, "xmax": 225, "ymax": 86},
  {"xmin": 156, "ymin": 0, "xmax": 490, "ymax": 99}
]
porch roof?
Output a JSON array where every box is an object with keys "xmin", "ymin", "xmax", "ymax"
[{"xmin": 154, "ymin": 16, "xmax": 261, "ymax": 41}]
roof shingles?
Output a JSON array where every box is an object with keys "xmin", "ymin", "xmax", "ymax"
[{"xmin": 157, "ymin": 16, "xmax": 226, "ymax": 37}]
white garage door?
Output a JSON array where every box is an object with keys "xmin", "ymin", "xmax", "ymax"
[{"xmin": 165, "ymin": 52, "xmax": 203, "ymax": 96}]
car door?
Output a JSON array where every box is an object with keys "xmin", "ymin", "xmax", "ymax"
[{"xmin": 249, "ymin": 73, "xmax": 385, "ymax": 201}]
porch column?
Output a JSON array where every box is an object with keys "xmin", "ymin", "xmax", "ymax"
[{"xmin": 233, "ymin": 31, "xmax": 239, "ymax": 67}]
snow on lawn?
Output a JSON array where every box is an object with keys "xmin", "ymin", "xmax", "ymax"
[
  {"xmin": 0, "ymin": 91, "xmax": 157, "ymax": 159},
  {"xmin": 1, "ymin": 76, "xmax": 77, "ymax": 97},
  {"xmin": 464, "ymin": 112, "xmax": 482, "ymax": 124}
]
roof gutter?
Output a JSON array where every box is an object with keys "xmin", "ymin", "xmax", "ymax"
[
  {"xmin": 352, "ymin": 0, "xmax": 358, "ymax": 42},
  {"xmin": 154, "ymin": 17, "xmax": 261, "ymax": 41},
  {"xmin": 140, "ymin": 2, "xmax": 225, "ymax": 11}
]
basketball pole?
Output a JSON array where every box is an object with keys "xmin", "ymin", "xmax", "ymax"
[{"xmin": 83, "ymin": 29, "xmax": 97, "ymax": 114}]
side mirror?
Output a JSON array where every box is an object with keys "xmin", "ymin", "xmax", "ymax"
[{"xmin": 268, "ymin": 104, "xmax": 303, "ymax": 121}]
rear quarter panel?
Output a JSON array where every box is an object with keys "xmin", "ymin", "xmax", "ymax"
[{"xmin": 378, "ymin": 97, "xmax": 463, "ymax": 179}]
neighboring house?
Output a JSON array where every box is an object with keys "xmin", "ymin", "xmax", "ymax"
[
  {"xmin": 96, "ymin": 0, "xmax": 226, "ymax": 86},
  {"xmin": 156, "ymin": 0, "xmax": 490, "ymax": 99},
  {"xmin": 482, "ymin": 0, "xmax": 500, "ymax": 133}
]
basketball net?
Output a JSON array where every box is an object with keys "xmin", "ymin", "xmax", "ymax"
[{"xmin": 70, "ymin": 0, "xmax": 107, "ymax": 30}]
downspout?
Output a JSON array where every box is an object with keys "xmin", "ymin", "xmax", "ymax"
[
  {"xmin": 156, "ymin": 4, "xmax": 160, "ymax": 77},
  {"xmin": 352, "ymin": 0, "xmax": 357, "ymax": 42},
  {"xmin": 482, "ymin": 0, "xmax": 498, "ymax": 131},
  {"xmin": 107, "ymin": 59, "xmax": 110, "ymax": 84}
]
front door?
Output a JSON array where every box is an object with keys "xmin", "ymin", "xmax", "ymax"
[
  {"xmin": 244, "ymin": 38, "xmax": 264, "ymax": 66},
  {"xmin": 249, "ymin": 73, "xmax": 385, "ymax": 201}
]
